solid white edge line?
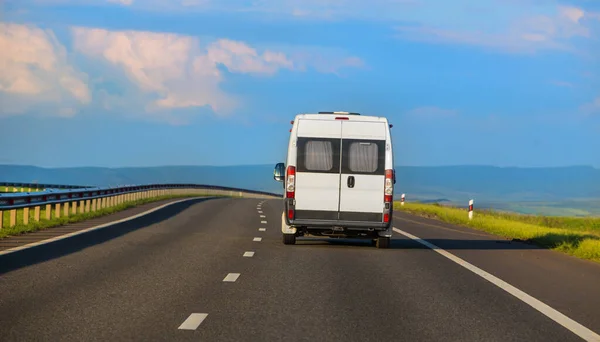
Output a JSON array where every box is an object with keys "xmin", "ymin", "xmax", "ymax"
[
  {"xmin": 243, "ymin": 251, "xmax": 254, "ymax": 257},
  {"xmin": 259, "ymin": 228, "xmax": 266, "ymax": 232},
  {"xmin": 392, "ymin": 227, "xmax": 600, "ymax": 342},
  {"xmin": 0, "ymin": 197, "xmax": 211, "ymax": 257},
  {"xmin": 253, "ymin": 237, "xmax": 262, "ymax": 242},
  {"xmin": 178, "ymin": 313, "xmax": 208, "ymax": 330},
  {"xmin": 223, "ymin": 273, "xmax": 241, "ymax": 282}
]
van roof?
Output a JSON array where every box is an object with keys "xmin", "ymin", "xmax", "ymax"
[{"xmin": 295, "ymin": 112, "xmax": 389, "ymax": 123}]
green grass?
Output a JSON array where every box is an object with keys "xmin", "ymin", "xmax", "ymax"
[
  {"xmin": 394, "ymin": 202, "xmax": 600, "ymax": 264},
  {"xmin": 0, "ymin": 194, "xmax": 221, "ymax": 239},
  {"xmin": 0, "ymin": 186, "xmax": 44, "ymax": 193}
]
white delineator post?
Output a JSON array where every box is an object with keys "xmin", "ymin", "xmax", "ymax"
[
  {"xmin": 468, "ymin": 199, "xmax": 474, "ymax": 220},
  {"xmin": 401, "ymin": 193, "xmax": 406, "ymax": 206}
]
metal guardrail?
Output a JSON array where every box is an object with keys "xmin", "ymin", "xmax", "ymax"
[
  {"xmin": 0, "ymin": 183, "xmax": 282, "ymax": 229},
  {"xmin": 0, "ymin": 182, "xmax": 93, "ymax": 191},
  {"xmin": 0, "ymin": 183, "xmax": 282, "ymax": 210}
]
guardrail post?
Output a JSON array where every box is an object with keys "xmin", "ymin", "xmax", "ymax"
[
  {"xmin": 23, "ymin": 207, "xmax": 30, "ymax": 225},
  {"xmin": 71, "ymin": 201, "xmax": 77, "ymax": 215},
  {"xmin": 9, "ymin": 209, "xmax": 16, "ymax": 227},
  {"xmin": 45, "ymin": 204, "xmax": 51, "ymax": 220},
  {"xmin": 79, "ymin": 200, "xmax": 84, "ymax": 214},
  {"xmin": 85, "ymin": 200, "xmax": 90, "ymax": 213},
  {"xmin": 55, "ymin": 203, "xmax": 61, "ymax": 219},
  {"xmin": 34, "ymin": 206, "xmax": 40, "ymax": 222},
  {"xmin": 64, "ymin": 202, "xmax": 70, "ymax": 217},
  {"xmin": 0, "ymin": 210, "xmax": 3, "ymax": 230},
  {"xmin": 91, "ymin": 199, "xmax": 97, "ymax": 211}
]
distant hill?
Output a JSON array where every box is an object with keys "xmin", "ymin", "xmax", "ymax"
[{"xmin": 1, "ymin": 164, "xmax": 599, "ymax": 207}]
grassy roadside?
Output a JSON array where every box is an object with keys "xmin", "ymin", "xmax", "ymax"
[
  {"xmin": 0, "ymin": 186, "xmax": 44, "ymax": 193},
  {"xmin": 394, "ymin": 202, "xmax": 600, "ymax": 263},
  {"xmin": 0, "ymin": 194, "xmax": 221, "ymax": 239}
]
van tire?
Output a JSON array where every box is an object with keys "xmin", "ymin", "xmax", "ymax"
[
  {"xmin": 376, "ymin": 237, "xmax": 390, "ymax": 249},
  {"xmin": 283, "ymin": 234, "xmax": 296, "ymax": 245}
]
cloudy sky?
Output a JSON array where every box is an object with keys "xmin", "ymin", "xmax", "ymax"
[{"xmin": 0, "ymin": 0, "xmax": 599, "ymax": 168}]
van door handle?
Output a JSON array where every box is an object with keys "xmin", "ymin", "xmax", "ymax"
[{"xmin": 347, "ymin": 176, "xmax": 355, "ymax": 188}]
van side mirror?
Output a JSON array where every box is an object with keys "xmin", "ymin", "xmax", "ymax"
[{"xmin": 274, "ymin": 163, "xmax": 285, "ymax": 182}]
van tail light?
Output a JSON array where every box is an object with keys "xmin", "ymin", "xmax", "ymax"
[
  {"xmin": 383, "ymin": 213, "xmax": 390, "ymax": 223},
  {"xmin": 286, "ymin": 166, "xmax": 296, "ymax": 199},
  {"xmin": 384, "ymin": 169, "xmax": 393, "ymax": 203}
]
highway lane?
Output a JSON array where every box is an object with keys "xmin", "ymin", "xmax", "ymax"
[
  {"xmin": 392, "ymin": 211, "xmax": 600, "ymax": 336},
  {"xmin": 0, "ymin": 197, "xmax": 597, "ymax": 341}
]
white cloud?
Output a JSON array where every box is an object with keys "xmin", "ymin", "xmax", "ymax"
[
  {"xmin": 581, "ymin": 96, "xmax": 600, "ymax": 115},
  {"xmin": 550, "ymin": 80, "xmax": 574, "ymax": 88},
  {"xmin": 107, "ymin": 0, "xmax": 133, "ymax": 5},
  {"xmin": 0, "ymin": 22, "xmax": 91, "ymax": 117},
  {"xmin": 69, "ymin": 26, "xmax": 363, "ymax": 122},
  {"xmin": 0, "ymin": 21, "xmax": 363, "ymax": 122},
  {"xmin": 206, "ymin": 39, "xmax": 294, "ymax": 75},
  {"xmin": 395, "ymin": 4, "xmax": 597, "ymax": 54}
]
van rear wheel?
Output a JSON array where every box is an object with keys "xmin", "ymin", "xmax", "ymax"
[
  {"xmin": 283, "ymin": 234, "xmax": 296, "ymax": 245},
  {"xmin": 376, "ymin": 237, "xmax": 390, "ymax": 249}
]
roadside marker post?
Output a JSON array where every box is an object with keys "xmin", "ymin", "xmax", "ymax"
[{"xmin": 468, "ymin": 199, "xmax": 474, "ymax": 220}]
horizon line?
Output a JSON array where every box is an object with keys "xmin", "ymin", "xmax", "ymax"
[{"xmin": 0, "ymin": 163, "xmax": 598, "ymax": 170}]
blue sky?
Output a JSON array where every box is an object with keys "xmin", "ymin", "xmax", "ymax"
[{"xmin": 0, "ymin": 0, "xmax": 599, "ymax": 168}]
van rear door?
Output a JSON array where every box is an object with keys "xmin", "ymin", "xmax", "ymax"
[
  {"xmin": 293, "ymin": 119, "xmax": 342, "ymax": 221},
  {"xmin": 339, "ymin": 121, "xmax": 387, "ymax": 223}
]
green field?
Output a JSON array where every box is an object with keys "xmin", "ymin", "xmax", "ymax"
[{"xmin": 394, "ymin": 202, "xmax": 600, "ymax": 263}]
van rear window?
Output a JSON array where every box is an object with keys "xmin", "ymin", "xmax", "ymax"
[
  {"xmin": 347, "ymin": 142, "xmax": 378, "ymax": 173},
  {"xmin": 304, "ymin": 141, "xmax": 334, "ymax": 171}
]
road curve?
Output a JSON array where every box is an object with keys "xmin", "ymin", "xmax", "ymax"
[{"xmin": 0, "ymin": 197, "xmax": 599, "ymax": 341}]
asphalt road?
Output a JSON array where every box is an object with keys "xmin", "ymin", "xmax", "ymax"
[{"xmin": 1, "ymin": 197, "xmax": 599, "ymax": 342}]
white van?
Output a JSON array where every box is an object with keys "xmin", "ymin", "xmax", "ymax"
[{"xmin": 274, "ymin": 111, "xmax": 395, "ymax": 248}]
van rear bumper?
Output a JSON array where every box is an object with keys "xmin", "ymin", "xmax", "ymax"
[
  {"xmin": 284, "ymin": 200, "xmax": 392, "ymax": 230},
  {"xmin": 286, "ymin": 218, "xmax": 391, "ymax": 230}
]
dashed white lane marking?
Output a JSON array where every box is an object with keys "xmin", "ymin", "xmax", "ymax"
[
  {"xmin": 258, "ymin": 211, "xmax": 263, "ymax": 214},
  {"xmin": 223, "ymin": 273, "xmax": 241, "ymax": 282},
  {"xmin": 259, "ymin": 228, "xmax": 266, "ymax": 232},
  {"xmin": 253, "ymin": 237, "xmax": 262, "ymax": 242},
  {"xmin": 260, "ymin": 215, "xmax": 266, "ymax": 218},
  {"xmin": 261, "ymin": 220, "xmax": 267, "ymax": 224},
  {"xmin": 243, "ymin": 251, "xmax": 255, "ymax": 257},
  {"xmin": 392, "ymin": 227, "xmax": 600, "ymax": 342},
  {"xmin": 178, "ymin": 313, "xmax": 208, "ymax": 330}
]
